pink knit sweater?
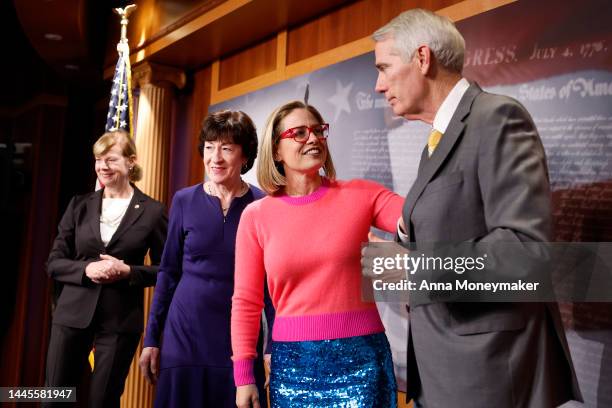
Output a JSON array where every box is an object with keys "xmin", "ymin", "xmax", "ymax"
[{"xmin": 231, "ymin": 179, "xmax": 404, "ymax": 386}]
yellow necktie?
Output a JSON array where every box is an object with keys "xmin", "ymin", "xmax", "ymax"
[{"xmin": 427, "ymin": 129, "xmax": 443, "ymax": 156}]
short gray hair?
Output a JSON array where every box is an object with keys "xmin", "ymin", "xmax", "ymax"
[{"xmin": 373, "ymin": 8, "xmax": 465, "ymax": 73}]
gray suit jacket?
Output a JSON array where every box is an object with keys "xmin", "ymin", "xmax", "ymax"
[{"xmin": 402, "ymin": 83, "xmax": 581, "ymax": 407}]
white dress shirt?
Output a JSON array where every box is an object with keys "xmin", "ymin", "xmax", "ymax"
[
  {"xmin": 100, "ymin": 193, "xmax": 133, "ymax": 247},
  {"xmin": 398, "ymin": 78, "xmax": 470, "ymax": 240}
]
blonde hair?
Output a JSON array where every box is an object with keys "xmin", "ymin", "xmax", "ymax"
[
  {"xmin": 92, "ymin": 130, "xmax": 142, "ymax": 182},
  {"xmin": 257, "ymin": 101, "xmax": 336, "ymax": 195}
]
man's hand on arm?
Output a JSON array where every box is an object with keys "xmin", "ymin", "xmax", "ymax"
[{"xmin": 361, "ymin": 231, "xmax": 409, "ymax": 283}]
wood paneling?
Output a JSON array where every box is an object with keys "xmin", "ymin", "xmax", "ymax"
[
  {"xmin": 210, "ymin": 0, "xmax": 516, "ymax": 104},
  {"xmin": 438, "ymin": 0, "xmax": 516, "ymax": 21},
  {"xmin": 104, "ymin": 0, "xmax": 355, "ymax": 78},
  {"xmin": 188, "ymin": 66, "xmax": 212, "ymax": 186},
  {"xmin": 212, "ymin": 63, "xmax": 283, "ymax": 105},
  {"xmin": 286, "ymin": 0, "xmax": 461, "ymax": 65},
  {"xmin": 105, "ymin": 0, "xmax": 225, "ymax": 68},
  {"xmin": 219, "ymin": 35, "xmax": 278, "ymax": 89}
]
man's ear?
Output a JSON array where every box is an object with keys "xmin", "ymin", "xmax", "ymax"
[{"xmin": 414, "ymin": 45, "xmax": 432, "ymax": 75}]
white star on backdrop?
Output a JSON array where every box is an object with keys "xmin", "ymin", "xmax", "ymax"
[{"xmin": 327, "ymin": 80, "xmax": 353, "ymax": 122}]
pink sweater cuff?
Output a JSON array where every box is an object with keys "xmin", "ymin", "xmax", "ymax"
[{"xmin": 233, "ymin": 359, "xmax": 255, "ymax": 386}]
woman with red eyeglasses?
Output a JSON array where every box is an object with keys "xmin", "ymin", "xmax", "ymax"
[{"xmin": 231, "ymin": 100, "xmax": 404, "ymax": 407}]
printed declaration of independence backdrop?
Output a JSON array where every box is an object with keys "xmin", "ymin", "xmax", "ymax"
[{"xmin": 210, "ymin": 0, "xmax": 611, "ymax": 405}]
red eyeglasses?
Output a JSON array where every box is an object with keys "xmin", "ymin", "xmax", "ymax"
[{"xmin": 279, "ymin": 124, "xmax": 330, "ymax": 143}]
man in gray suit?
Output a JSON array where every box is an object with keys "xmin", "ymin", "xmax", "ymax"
[{"xmin": 371, "ymin": 9, "xmax": 581, "ymax": 407}]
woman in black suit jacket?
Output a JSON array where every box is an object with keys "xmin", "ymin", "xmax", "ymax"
[{"xmin": 44, "ymin": 130, "xmax": 167, "ymax": 408}]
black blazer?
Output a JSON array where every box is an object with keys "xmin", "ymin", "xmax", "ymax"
[{"xmin": 47, "ymin": 187, "xmax": 167, "ymax": 333}]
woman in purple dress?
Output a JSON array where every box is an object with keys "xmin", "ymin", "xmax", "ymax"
[{"xmin": 139, "ymin": 110, "xmax": 274, "ymax": 407}]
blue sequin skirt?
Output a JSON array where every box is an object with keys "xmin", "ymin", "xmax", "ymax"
[{"xmin": 270, "ymin": 332, "xmax": 397, "ymax": 407}]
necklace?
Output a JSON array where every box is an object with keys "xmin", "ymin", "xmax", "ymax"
[
  {"xmin": 100, "ymin": 194, "xmax": 132, "ymax": 227},
  {"xmin": 204, "ymin": 180, "xmax": 249, "ymax": 213}
]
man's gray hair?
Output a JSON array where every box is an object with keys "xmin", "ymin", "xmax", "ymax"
[{"xmin": 373, "ymin": 8, "xmax": 465, "ymax": 73}]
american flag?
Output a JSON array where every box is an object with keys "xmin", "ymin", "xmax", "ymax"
[{"xmin": 105, "ymin": 42, "xmax": 133, "ymax": 136}]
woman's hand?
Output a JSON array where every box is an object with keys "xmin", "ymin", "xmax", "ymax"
[
  {"xmin": 236, "ymin": 384, "xmax": 260, "ymax": 408},
  {"xmin": 85, "ymin": 260, "xmax": 118, "ymax": 283},
  {"xmin": 139, "ymin": 347, "xmax": 160, "ymax": 385},
  {"xmin": 97, "ymin": 254, "xmax": 131, "ymax": 282}
]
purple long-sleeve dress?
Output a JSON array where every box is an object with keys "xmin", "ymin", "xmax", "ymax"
[{"xmin": 144, "ymin": 184, "xmax": 273, "ymax": 408}]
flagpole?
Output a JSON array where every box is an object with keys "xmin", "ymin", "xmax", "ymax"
[
  {"xmin": 114, "ymin": 5, "xmax": 137, "ymax": 42},
  {"xmin": 97, "ymin": 4, "xmax": 137, "ymax": 191},
  {"xmin": 113, "ymin": 4, "xmax": 136, "ymax": 139}
]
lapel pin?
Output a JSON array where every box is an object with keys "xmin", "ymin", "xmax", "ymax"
[{"xmin": 135, "ymin": 204, "xmax": 140, "ymax": 209}]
